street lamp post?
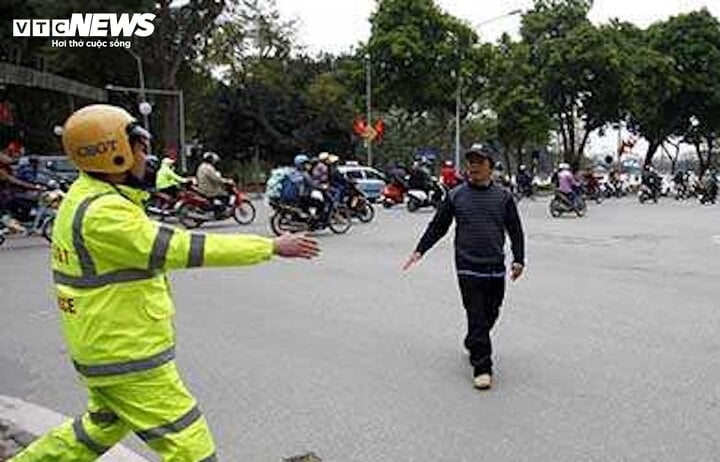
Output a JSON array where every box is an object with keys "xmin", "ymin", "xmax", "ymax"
[
  {"xmin": 365, "ymin": 53, "xmax": 372, "ymax": 167},
  {"xmin": 454, "ymin": 9, "xmax": 522, "ymax": 167},
  {"xmin": 105, "ymin": 84, "xmax": 187, "ymax": 171},
  {"xmin": 123, "ymin": 48, "xmax": 150, "ymax": 131}
]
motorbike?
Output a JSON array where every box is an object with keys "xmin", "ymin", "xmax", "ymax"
[
  {"xmin": 31, "ymin": 183, "xmax": 65, "ymax": 242},
  {"xmin": 602, "ymin": 179, "xmax": 626, "ymax": 198},
  {"xmin": 381, "ymin": 177, "xmax": 408, "ymax": 208},
  {"xmin": 549, "ymin": 189, "xmax": 587, "ymax": 217},
  {"xmin": 2, "ymin": 180, "xmax": 65, "ymax": 243},
  {"xmin": 638, "ymin": 184, "xmax": 659, "ymax": 204},
  {"xmin": 514, "ymin": 182, "xmax": 536, "ymax": 202},
  {"xmin": 146, "ymin": 189, "xmax": 181, "ymax": 221},
  {"xmin": 175, "ymin": 182, "xmax": 257, "ymax": 229},
  {"xmin": 674, "ymin": 183, "xmax": 692, "ymax": 200},
  {"xmin": 269, "ymin": 190, "xmax": 352, "ymax": 236},
  {"xmin": 406, "ymin": 179, "xmax": 446, "ymax": 213},
  {"xmin": 335, "ymin": 182, "xmax": 375, "ymax": 223},
  {"xmin": 698, "ymin": 182, "xmax": 718, "ymax": 205}
]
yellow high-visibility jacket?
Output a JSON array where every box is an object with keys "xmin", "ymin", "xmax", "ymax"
[{"xmin": 51, "ymin": 173, "xmax": 273, "ymax": 386}]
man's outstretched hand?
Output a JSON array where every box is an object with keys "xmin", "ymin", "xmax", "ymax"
[
  {"xmin": 402, "ymin": 251, "xmax": 422, "ymax": 271},
  {"xmin": 510, "ymin": 263, "xmax": 524, "ymax": 281},
  {"xmin": 273, "ymin": 233, "xmax": 320, "ymax": 259}
]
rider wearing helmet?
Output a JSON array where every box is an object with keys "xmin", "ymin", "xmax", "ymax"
[
  {"xmin": 13, "ymin": 104, "xmax": 319, "ymax": 461},
  {"xmin": 440, "ymin": 159, "xmax": 461, "ymax": 189},
  {"xmin": 0, "ymin": 143, "xmax": 44, "ymax": 230},
  {"xmin": 197, "ymin": 151, "xmax": 231, "ymax": 196},
  {"xmin": 156, "ymin": 157, "xmax": 190, "ymax": 197},
  {"xmin": 293, "ymin": 153, "xmax": 326, "ymax": 221},
  {"xmin": 557, "ymin": 162, "xmax": 579, "ymax": 204},
  {"xmin": 516, "ymin": 164, "xmax": 533, "ymax": 197}
]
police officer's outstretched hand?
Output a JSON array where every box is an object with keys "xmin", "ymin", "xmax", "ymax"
[
  {"xmin": 402, "ymin": 251, "xmax": 422, "ymax": 271},
  {"xmin": 273, "ymin": 232, "xmax": 320, "ymax": 259}
]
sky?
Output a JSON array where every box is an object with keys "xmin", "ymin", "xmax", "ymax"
[
  {"xmin": 273, "ymin": 0, "xmax": 720, "ymax": 157},
  {"xmin": 275, "ymin": 0, "xmax": 720, "ymax": 55}
]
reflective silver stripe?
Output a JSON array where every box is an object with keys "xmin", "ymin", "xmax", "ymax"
[
  {"xmin": 73, "ymin": 194, "xmax": 111, "ymax": 276},
  {"xmin": 73, "ymin": 416, "xmax": 110, "ymax": 454},
  {"xmin": 188, "ymin": 234, "xmax": 205, "ymax": 267},
  {"xmin": 198, "ymin": 453, "xmax": 218, "ymax": 462},
  {"xmin": 53, "ymin": 269, "xmax": 157, "ymax": 288},
  {"xmin": 136, "ymin": 405, "xmax": 202, "ymax": 442},
  {"xmin": 73, "ymin": 346, "xmax": 175, "ymax": 377},
  {"xmin": 149, "ymin": 226, "xmax": 175, "ymax": 270}
]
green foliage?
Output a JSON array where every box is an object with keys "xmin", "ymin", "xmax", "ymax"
[
  {"xmin": 367, "ymin": 0, "xmax": 488, "ymax": 117},
  {"xmin": 487, "ymin": 35, "xmax": 551, "ymax": 171},
  {"xmin": 520, "ymin": 0, "xmax": 627, "ymax": 167}
]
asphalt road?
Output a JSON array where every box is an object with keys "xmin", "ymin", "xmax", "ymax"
[{"xmin": 1, "ymin": 196, "xmax": 719, "ymax": 461}]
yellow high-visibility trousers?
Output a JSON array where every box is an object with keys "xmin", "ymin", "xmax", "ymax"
[{"xmin": 11, "ymin": 363, "xmax": 216, "ymax": 462}]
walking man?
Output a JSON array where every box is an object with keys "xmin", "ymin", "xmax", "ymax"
[{"xmin": 403, "ymin": 147, "xmax": 525, "ymax": 390}]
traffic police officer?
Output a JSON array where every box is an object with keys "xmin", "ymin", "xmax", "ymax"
[{"xmin": 12, "ymin": 105, "xmax": 319, "ymax": 461}]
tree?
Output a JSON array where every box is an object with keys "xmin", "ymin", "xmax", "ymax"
[
  {"xmin": 487, "ymin": 35, "xmax": 551, "ymax": 173},
  {"xmin": 651, "ymin": 10, "xmax": 720, "ymax": 172},
  {"xmin": 137, "ymin": 0, "xmax": 226, "ymax": 156},
  {"xmin": 521, "ymin": 0, "xmax": 628, "ymax": 167}
]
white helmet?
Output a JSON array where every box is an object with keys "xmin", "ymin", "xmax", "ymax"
[
  {"xmin": 203, "ymin": 151, "xmax": 220, "ymax": 164},
  {"xmin": 559, "ymin": 163, "xmax": 571, "ymax": 170}
]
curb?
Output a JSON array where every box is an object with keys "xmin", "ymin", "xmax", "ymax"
[{"xmin": 0, "ymin": 395, "xmax": 147, "ymax": 461}]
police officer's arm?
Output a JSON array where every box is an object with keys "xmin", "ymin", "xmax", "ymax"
[{"xmin": 85, "ymin": 196, "xmax": 274, "ymax": 271}]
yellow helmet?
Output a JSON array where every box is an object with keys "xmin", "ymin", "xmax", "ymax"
[{"xmin": 62, "ymin": 104, "xmax": 146, "ymax": 174}]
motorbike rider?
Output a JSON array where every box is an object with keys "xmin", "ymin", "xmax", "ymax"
[
  {"xmin": 156, "ymin": 157, "xmax": 190, "ymax": 198},
  {"xmin": 641, "ymin": 165, "xmax": 661, "ymax": 199},
  {"xmin": 701, "ymin": 167, "xmax": 718, "ymax": 201},
  {"xmin": 196, "ymin": 151, "xmax": 233, "ymax": 217},
  {"xmin": 291, "ymin": 154, "xmax": 325, "ymax": 222},
  {"xmin": 312, "ymin": 152, "xmax": 331, "ymax": 187},
  {"xmin": 11, "ymin": 104, "xmax": 320, "ymax": 462},
  {"xmin": 557, "ymin": 163, "xmax": 580, "ymax": 205},
  {"xmin": 440, "ymin": 160, "xmax": 462, "ymax": 189},
  {"xmin": 0, "ymin": 143, "xmax": 44, "ymax": 231},
  {"xmin": 516, "ymin": 164, "xmax": 533, "ymax": 197},
  {"xmin": 409, "ymin": 159, "xmax": 443, "ymax": 201},
  {"xmin": 493, "ymin": 161, "xmax": 512, "ymax": 189},
  {"xmin": 673, "ymin": 169, "xmax": 687, "ymax": 197}
]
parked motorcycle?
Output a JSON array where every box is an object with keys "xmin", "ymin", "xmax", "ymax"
[
  {"xmin": 549, "ymin": 190, "xmax": 587, "ymax": 217},
  {"xmin": 176, "ymin": 182, "xmax": 256, "ymax": 229},
  {"xmin": 269, "ymin": 190, "xmax": 352, "ymax": 236}
]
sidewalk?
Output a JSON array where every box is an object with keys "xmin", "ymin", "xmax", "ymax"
[{"xmin": 0, "ymin": 395, "xmax": 147, "ymax": 461}]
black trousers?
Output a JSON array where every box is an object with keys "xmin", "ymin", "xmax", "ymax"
[{"xmin": 458, "ymin": 276, "xmax": 506, "ymax": 374}]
